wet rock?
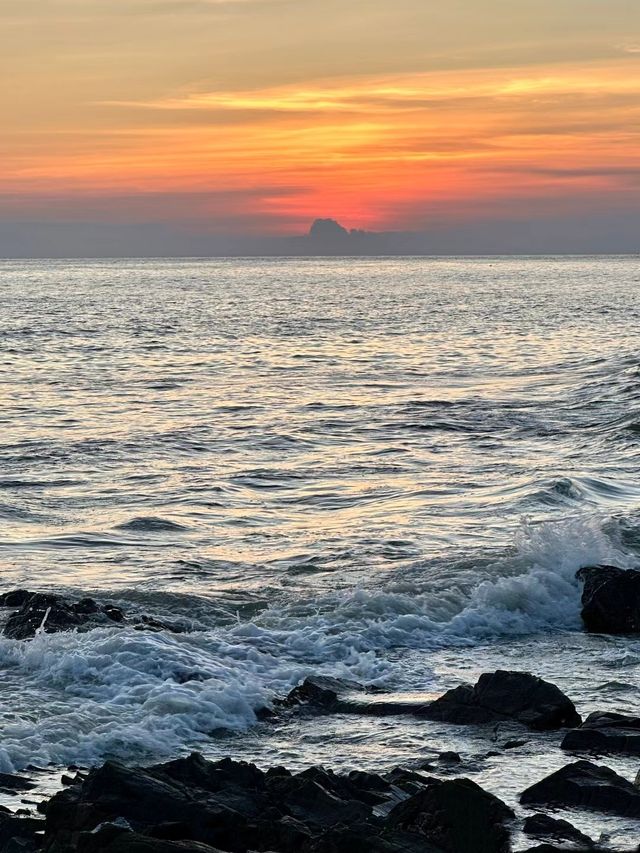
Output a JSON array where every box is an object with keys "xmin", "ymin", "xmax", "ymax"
[
  {"xmin": 283, "ymin": 672, "xmax": 578, "ymax": 729},
  {"xmin": 43, "ymin": 751, "xmax": 520, "ymax": 853},
  {"xmin": 387, "ymin": 777, "xmax": 514, "ymax": 853},
  {"xmin": 0, "ymin": 590, "xmax": 34, "ymax": 608},
  {"xmin": 383, "ymin": 767, "xmax": 434, "ymax": 795},
  {"xmin": 423, "ymin": 670, "xmax": 581, "ymax": 731},
  {"xmin": 76, "ymin": 825, "xmax": 225, "ymax": 852},
  {"xmin": 577, "ymin": 564, "xmax": 640, "ymax": 634},
  {"xmin": 503, "ymin": 739, "xmax": 528, "ymax": 750},
  {"xmin": 3, "ymin": 593, "xmax": 124, "ymax": 640},
  {"xmin": 0, "ymin": 774, "xmax": 36, "ymax": 793},
  {"xmin": 520, "ymin": 760, "xmax": 640, "ymax": 817},
  {"xmin": 519, "ymin": 847, "xmax": 597, "ymax": 853},
  {"xmin": 133, "ymin": 614, "xmax": 185, "ymax": 634},
  {"xmin": 523, "ymin": 813, "xmax": 595, "ymax": 847},
  {"xmin": 282, "ymin": 676, "xmax": 374, "ymax": 712},
  {"xmin": 438, "ymin": 752, "xmax": 461, "ymax": 763},
  {"xmin": 0, "ymin": 813, "xmax": 43, "ymax": 852},
  {"xmin": 562, "ymin": 710, "xmax": 640, "ymax": 757},
  {"xmin": 282, "ymin": 677, "xmax": 447, "ymax": 719},
  {"xmin": 0, "ymin": 589, "xmax": 189, "ymax": 640}
]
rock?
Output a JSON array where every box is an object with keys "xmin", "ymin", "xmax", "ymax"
[
  {"xmin": 282, "ymin": 677, "xmax": 442, "ymax": 718},
  {"xmin": 3, "ymin": 592, "xmax": 125, "ymax": 640},
  {"xmin": 503, "ymin": 739, "xmax": 528, "ymax": 750},
  {"xmin": 42, "ymin": 751, "xmax": 520, "ymax": 853},
  {"xmin": 520, "ymin": 760, "xmax": 640, "ymax": 817},
  {"xmin": 521, "ymin": 844, "xmax": 596, "ymax": 853},
  {"xmin": 76, "ymin": 825, "xmax": 225, "ymax": 852},
  {"xmin": 383, "ymin": 767, "xmax": 434, "ymax": 795},
  {"xmin": 282, "ymin": 672, "xmax": 579, "ymax": 730},
  {"xmin": 387, "ymin": 777, "xmax": 514, "ymax": 853},
  {"xmin": 0, "ymin": 813, "xmax": 43, "ymax": 853},
  {"xmin": 562, "ymin": 711, "xmax": 640, "ymax": 756},
  {"xmin": 577, "ymin": 564, "xmax": 640, "ymax": 634},
  {"xmin": 0, "ymin": 590, "xmax": 34, "ymax": 608},
  {"xmin": 0, "ymin": 589, "xmax": 185, "ymax": 640},
  {"xmin": 43, "ymin": 753, "xmax": 410, "ymax": 853},
  {"xmin": 438, "ymin": 752, "xmax": 461, "ymax": 763},
  {"xmin": 133, "ymin": 615, "xmax": 185, "ymax": 634},
  {"xmin": 282, "ymin": 676, "xmax": 374, "ymax": 712},
  {"xmin": 423, "ymin": 670, "xmax": 581, "ymax": 731},
  {"xmin": 0, "ymin": 773, "xmax": 36, "ymax": 793},
  {"xmin": 523, "ymin": 812, "xmax": 595, "ymax": 847}
]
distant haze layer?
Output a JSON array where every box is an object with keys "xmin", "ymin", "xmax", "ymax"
[{"xmin": 1, "ymin": 0, "xmax": 639, "ymax": 255}]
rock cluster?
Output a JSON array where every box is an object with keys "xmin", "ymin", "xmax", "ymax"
[
  {"xmin": 30, "ymin": 753, "xmax": 516, "ymax": 853},
  {"xmin": 4, "ymin": 751, "xmax": 638, "ymax": 853},
  {"xmin": 284, "ymin": 670, "xmax": 581, "ymax": 731},
  {"xmin": 0, "ymin": 591, "xmax": 184, "ymax": 640}
]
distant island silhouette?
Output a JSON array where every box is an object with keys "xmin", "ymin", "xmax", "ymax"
[{"xmin": 303, "ymin": 218, "xmax": 388, "ymax": 254}]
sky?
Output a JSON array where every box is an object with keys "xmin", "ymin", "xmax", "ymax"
[{"xmin": 1, "ymin": 0, "xmax": 639, "ymax": 255}]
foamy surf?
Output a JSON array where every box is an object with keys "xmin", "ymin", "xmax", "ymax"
[{"xmin": 0, "ymin": 513, "xmax": 634, "ymax": 773}]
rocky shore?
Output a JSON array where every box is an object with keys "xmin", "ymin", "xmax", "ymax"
[{"xmin": 0, "ymin": 564, "xmax": 639, "ymax": 853}]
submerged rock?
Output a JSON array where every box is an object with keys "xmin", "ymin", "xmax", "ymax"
[
  {"xmin": 577, "ymin": 564, "xmax": 640, "ymax": 634},
  {"xmin": 562, "ymin": 710, "xmax": 640, "ymax": 757},
  {"xmin": 2, "ymin": 593, "xmax": 124, "ymax": 640},
  {"xmin": 422, "ymin": 670, "xmax": 581, "ymax": 731},
  {"xmin": 520, "ymin": 760, "xmax": 640, "ymax": 817}
]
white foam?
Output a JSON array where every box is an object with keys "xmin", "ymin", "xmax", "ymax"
[{"xmin": 0, "ymin": 514, "xmax": 632, "ymax": 773}]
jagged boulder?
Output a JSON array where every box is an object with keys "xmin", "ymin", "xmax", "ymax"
[
  {"xmin": 522, "ymin": 812, "xmax": 595, "ymax": 847},
  {"xmin": 520, "ymin": 760, "xmax": 640, "ymax": 817},
  {"xmin": 40, "ymin": 752, "xmax": 518, "ymax": 853},
  {"xmin": 387, "ymin": 777, "xmax": 514, "ymax": 853},
  {"xmin": 577, "ymin": 565, "xmax": 640, "ymax": 634},
  {"xmin": 562, "ymin": 710, "xmax": 640, "ymax": 756},
  {"xmin": 422, "ymin": 670, "xmax": 581, "ymax": 731}
]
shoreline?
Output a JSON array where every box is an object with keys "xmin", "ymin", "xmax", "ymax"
[{"xmin": 1, "ymin": 568, "xmax": 640, "ymax": 851}]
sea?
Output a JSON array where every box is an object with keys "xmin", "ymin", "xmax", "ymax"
[{"xmin": 1, "ymin": 256, "xmax": 639, "ymax": 844}]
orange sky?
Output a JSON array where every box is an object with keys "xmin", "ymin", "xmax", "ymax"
[{"xmin": 1, "ymin": 0, "xmax": 639, "ymax": 248}]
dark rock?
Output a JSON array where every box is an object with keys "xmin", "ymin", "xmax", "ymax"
[
  {"xmin": 523, "ymin": 812, "xmax": 595, "ymax": 847},
  {"xmin": 503, "ymin": 739, "xmax": 528, "ymax": 750},
  {"xmin": 284, "ymin": 673, "xmax": 578, "ymax": 727},
  {"xmin": 0, "ymin": 773, "xmax": 36, "ymax": 792},
  {"xmin": 282, "ymin": 676, "xmax": 371, "ymax": 712},
  {"xmin": 562, "ymin": 710, "xmax": 640, "ymax": 756},
  {"xmin": 520, "ymin": 760, "xmax": 640, "ymax": 817},
  {"xmin": 34, "ymin": 750, "xmax": 527, "ymax": 853},
  {"xmin": 3, "ymin": 593, "xmax": 125, "ymax": 640},
  {"xmin": 0, "ymin": 813, "xmax": 43, "ymax": 853},
  {"xmin": 577, "ymin": 564, "xmax": 640, "ymax": 634},
  {"xmin": 134, "ymin": 614, "xmax": 185, "ymax": 634},
  {"xmin": 423, "ymin": 670, "xmax": 581, "ymax": 731},
  {"xmin": 519, "ymin": 847, "xmax": 596, "ymax": 853},
  {"xmin": 388, "ymin": 777, "xmax": 514, "ymax": 853},
  {"xmin": 76, "ymin": 825, "xmax": 225, "ymax": 852},
  {"xmin": 438, "ymin": 752, "xmax": 461, "ymax": 763},
  {"xmin": 383, "ymin": 767, "xmax": 434, "ymax": 795},
  {"xmin": 0, "ymin": 590, "xmax": 34, "ymax": 608}
]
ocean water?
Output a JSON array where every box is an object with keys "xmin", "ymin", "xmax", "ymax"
[{"xmin": 1, "ymin": 256, "xmax": 640, "ymax": 843}]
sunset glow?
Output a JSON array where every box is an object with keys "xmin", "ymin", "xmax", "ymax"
[{"xmin": 2, "ymin": 0, "xmax": 639, "ymax": 250}]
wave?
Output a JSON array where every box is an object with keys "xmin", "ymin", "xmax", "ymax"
[
  {"xmin": 0, "ymin": 514, "xmax": 633, "ymax": 773},
  {"xmin": 115, "ymin": 516, "xmax": 189, "ymax": 533}
]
